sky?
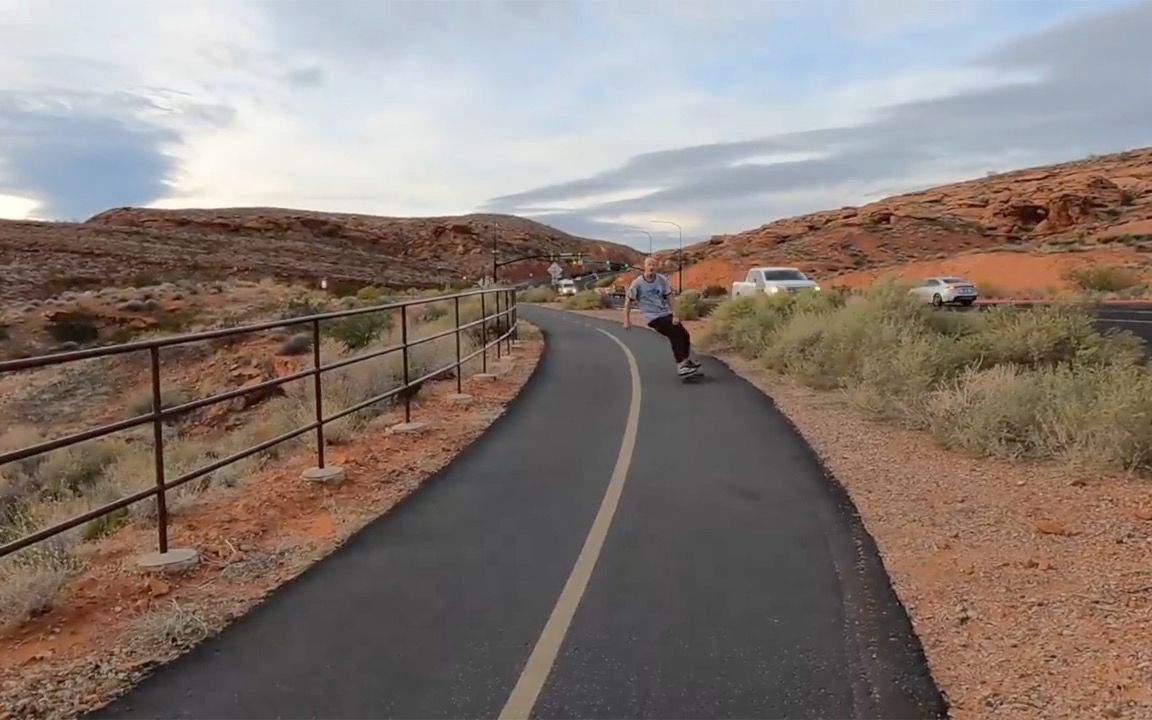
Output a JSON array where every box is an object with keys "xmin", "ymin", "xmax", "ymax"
[{"xmin": 1, "ymin": 0, "xmax": 1150, "ymax": 251}]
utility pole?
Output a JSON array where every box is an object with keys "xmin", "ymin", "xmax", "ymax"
[
  {"xmin": 651, "ymin": 219, "xmax": 684, "ymax": 292},
  {"xmin": 491, "ymin": 235, "xmax": 498, "ymax": 284}
]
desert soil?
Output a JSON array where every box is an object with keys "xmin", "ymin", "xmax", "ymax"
[
  {"xmin": 572, "ymin": 307, "xmax": 1152, "ymax": 720},
  {"xmin": 0, "ymin": 331, "xmax": 543, "ymax": 720}
]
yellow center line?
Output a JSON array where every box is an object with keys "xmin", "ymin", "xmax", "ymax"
[{"xmin": 497, "ymin": 327, "xmax": 642, "ymax": 720}]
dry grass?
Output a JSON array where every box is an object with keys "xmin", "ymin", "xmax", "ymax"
[
  {"xmin": 563, "ymin": 290, "xmax": 611, "ymax": 310},
  {"xmin": 1062, "ymin": 263, "xmax": 1144, "ymax": 293},
  {"xmin": 705, "ymin": 281, "xmax": 1152, "ymax": 473},
  {"xmin": 129, "ymin": 600, "xmax": 211, "ymax": 657},
  {"xmin": 520, "ymin": 286, "xmax": 557, "ymax": 303},
  {"xmin": 675, "ymin": 291, "xmax": 710, "ymax": 320},
  {"xmin": 124, "ymin": 382, "xmax": 192, "ymax": 418}
]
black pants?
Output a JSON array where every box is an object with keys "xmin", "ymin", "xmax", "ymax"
[{"xmin": 648, "ymin": 314, "xmax": 691, "ymax": 363}]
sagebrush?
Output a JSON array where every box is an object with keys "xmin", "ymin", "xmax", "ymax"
[
  {"xmin": 564, "ymin": 290, "xmax": 611, "ymax": 310},
  {"xmin": 706, "ymin": 281, "xmax": 1152, "ymax": 472}
]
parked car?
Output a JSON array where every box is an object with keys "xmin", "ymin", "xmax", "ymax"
[
  {"xmin": 731, "ymin": 267, "xmax": 820, "ymax": 297},
  {"xmin": 909, "ymin": 276, "xmax": 978, "ymax": 307},
  {"xmin": 557, "ymin": 278, "xmax": 578, "ymax": 296}
]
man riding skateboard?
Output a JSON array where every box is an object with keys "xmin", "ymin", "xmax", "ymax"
[{"xmin": 623, "ymin": 257, "xmax": 701, "ymax": 377}]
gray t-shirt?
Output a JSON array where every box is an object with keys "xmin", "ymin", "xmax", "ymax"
[{"xmin": 628, "ymin": 273, "xmax": 673, "ymax": 323}]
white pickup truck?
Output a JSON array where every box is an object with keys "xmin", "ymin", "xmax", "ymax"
[{"xmin": 731, "ymin": 267, "xmax": 821, "ymax": 297}]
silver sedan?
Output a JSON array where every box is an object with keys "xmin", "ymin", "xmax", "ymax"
[{"xmin": 909, "ymin": 276, "xmax": 978, "ymax": 307}]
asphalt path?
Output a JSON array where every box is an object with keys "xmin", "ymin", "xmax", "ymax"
[
  {"xmin": 1083, "ymin": 303, "xmax": 1152, "ymax": 347},
  {"xmin": 90, "ymin": 305, "xmax": 946, "ymax": 720}
]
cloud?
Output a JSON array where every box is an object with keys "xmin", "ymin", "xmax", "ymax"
[
  {"xmin": 0, "ymin": 98, "xmax": 176, "ymax": 219},
  {"xmin": 0, "ymin": 90, "xmax": 235, "ymax": 218},
  {"xmin": 0, "ymin": 0, "xmax": 1148, "ymax": 250},
  {"xmin": 487, "ymin": 0, "xmax": 1152, "ymax": 244}
]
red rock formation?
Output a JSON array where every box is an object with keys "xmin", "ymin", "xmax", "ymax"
[{"xmin": 660, "ymin": 147, "xmax": 1152, "ymax": 279}]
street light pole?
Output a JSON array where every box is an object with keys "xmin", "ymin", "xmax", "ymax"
[
  {"xmin": 651, "ymin": 219, "xmax": 683, "ymax": 292},
  {"xmin": 627, "ymin": 226, "xmax": 654, "ymax": 255}
]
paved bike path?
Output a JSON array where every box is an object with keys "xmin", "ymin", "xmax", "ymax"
[{"xmin": 91, "ymin": 306, "xmax": 945, "ymax": 719}]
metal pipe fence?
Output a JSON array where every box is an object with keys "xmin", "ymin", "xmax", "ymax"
[{"xmin": 0, "ymin": 287, "xmax": 519, "ymax": 560}]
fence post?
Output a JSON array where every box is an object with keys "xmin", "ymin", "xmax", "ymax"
[
  {"xmin": 480, "ymin": 291, "xmax": 488, "ymax": 374},
  {"xmin": 454, "ymin": 295, "xmax": 462, "ymax": 394},
  {"xmin": 149, "ymin": 347, "xmax": 169, "ymax": 554},
  {"xmin": 401, "ymin": 304, "xmax": 411, "ymax": 423},
  {"xmin": 512, "ymin": 288, "xmax": 518, "ymax": 343},
  {"xmin": 312, "ymin": 318, "xmax": 326, "ymax": 469},
  {"xmin": 495, "ymin": 290, "xmax": 502, "ymax": 360},
  {"xmin": 506, "ymin": 289, "xmax": 514, "ymax": 351}
]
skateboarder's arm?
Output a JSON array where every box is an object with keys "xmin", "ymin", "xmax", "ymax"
[{"xmin": 623, "ymin": 281, "xmax": 636, "ymax": 328}]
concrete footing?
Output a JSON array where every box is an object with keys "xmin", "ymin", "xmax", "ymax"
[
  {"xmin": 448, "ymin": 393, "xmax": 474, "ymax": 405},
  {"xmin": 302, "ymin": 466, "xmax": 346, "ymax": 484},
  {"xmin": 473, "ymin": 373, "xmax": 498, "ymax": 382},
  {"xmin": 136, "ymin": 548, "xmax": 200, "ymax": 573},
  {"xmin": 389, "ymin": 421, "xmax": 427, "ymax": 434}
]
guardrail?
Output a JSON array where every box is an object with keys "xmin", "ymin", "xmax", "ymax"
[{"xmin": 0, "ymin": 287, "xmax": 518, "ymax": 560}]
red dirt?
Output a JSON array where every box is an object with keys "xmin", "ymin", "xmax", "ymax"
[{"xmin": 831, "ymin": 248, "xmax": 1152, "ymax": 294}]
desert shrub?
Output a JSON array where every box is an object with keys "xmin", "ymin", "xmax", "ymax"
[
  {"xmin": 125, "ymin": 382, "xmax": 191, "ymax": 418},
  {"xmin": 521, "ymin": 286, "xmax": 558, "ymax": 303},
  {"xmin": 46, "ymin": 311, "xmax": 99, "ymax": 344},
  {"xmin": 676, "ymin": 291, "xmax": 708, "ymax": 321},
  {"xmin": 0, "ymin": 540, "xmax": 80, "ymax": 631},
  {"xmin": 564, "ymin": 290, "xmax": 611, "ymax": 310},
  {"xmin": 323, "ymin": 308, "xmax": 394, "ymax": 350},
  {"xmin": 33, "ymin": 438, "xmax": 126, "ymax": 498},
  {"xmin": 1063, "ymin": 264, "xmax": 1142, "ymax": 293},
  {"xmin": 418, "ymin": 291, "xmax": 451, "ymax": 322},
  {"xmin": 976, "ymin": 283, "xmax": 1010, "ymax": 299},
  {"xmin": 702, "ymin": 285, "xmax": 728, "ymax": 298},
  {"xmin": 1114, "ymin": 283, "xmax": 1152, "ymax": 298},
  {"xmin": 152, "ymin": 309, "xmax": 200, "ymax": 335},
  {"xmin": 355, "ymin": 285, "xmax": 389, "ymax": 303},
  {"xmin": 278, "ymin": 333, "xmax": 313, "ymax": 356},
  {"xmin": 285, "ymin": 337, "xmax": 400, "ymax": 444},
  {"xmin": 706, "ymin": 280, "xmax": 1152, "ymax": 472},
  {"xmin": 964, "ymin": 304, "xmax": 1144, "ymax": 370},
  {"xmin": 281, "ymin": 295, "xmax": 330, "ymax": 322},
  {"xmin": 0, "ymin": 323, "xmax": 9, "ymax": 341}
]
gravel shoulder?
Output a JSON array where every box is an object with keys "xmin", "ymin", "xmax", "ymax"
[
  {"xmin": 569, "ymin": 306, "xmax": 1152, "ymax": 720},
  {"xmin": 0, "ymin": 331, "xmax": 543, "ymax": 720}
]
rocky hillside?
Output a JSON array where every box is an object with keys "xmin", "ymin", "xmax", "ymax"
[
  {"xmin": 665, "ymin": 146, "xmax": 1152, "ymax": 283},
  {"xmin": 0, "ymin": 208, "xmax": 643, "ymax": 303}
]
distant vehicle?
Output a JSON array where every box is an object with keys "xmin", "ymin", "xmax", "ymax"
[
  {"xmin": 910, "ymin": 276, "xmax": 978, "ymax": 307},
  {"xmin": 731, "ymin": 267, "xmax": 820, "ymax": 297},
  {"xmin": 557, "ymin": 278, "xmax": 578, "ymax": 296}
]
